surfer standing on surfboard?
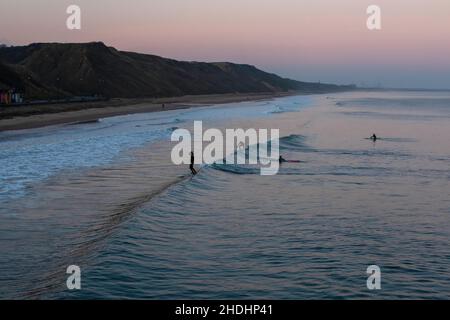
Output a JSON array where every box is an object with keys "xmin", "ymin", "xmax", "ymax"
[
  {"xmin": 190, "ymin": 151, "xmax": 197, "ymax": 175},
  {"xmin": 371, "ymin": 133, "xmax": 377, "ymax": 141}
]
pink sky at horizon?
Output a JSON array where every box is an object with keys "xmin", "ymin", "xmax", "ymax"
[{"xmin": 1, "ymin": 0, "xmax": 449, "ymax": 88}]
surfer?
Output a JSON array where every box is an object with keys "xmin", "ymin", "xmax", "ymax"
[
  {"xmin": 370, "ymin": 133, "xmax": 377, "ymax": 141},
  {"xmin": 190, "ymin": 151, "xmax": 197, "ymax": 175},
  {"xmin": 279, "ymin": 155, "xmax": 302, "ymax": 163}
]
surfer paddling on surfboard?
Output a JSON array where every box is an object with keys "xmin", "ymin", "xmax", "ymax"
[
  {"xmin": 279, "ymin": 155, "xmax": 302, "ymax": 164},
  {"xmin": 190, "ymin": 152, "xmax": 197, "ymax": 175}
]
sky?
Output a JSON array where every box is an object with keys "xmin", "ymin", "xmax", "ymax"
[{"xmin": 1, "ymin": 0, "xmax": 450, "ymax": 89}]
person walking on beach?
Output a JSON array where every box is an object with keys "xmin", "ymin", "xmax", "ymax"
[{"xmin": 190, "ymin": 151, "xmax": 197, "ymax": 175}]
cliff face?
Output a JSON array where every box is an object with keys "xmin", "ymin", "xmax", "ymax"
[{"xmin": 0, "ymin": 42, "xmax": 351, "ymax": 99}]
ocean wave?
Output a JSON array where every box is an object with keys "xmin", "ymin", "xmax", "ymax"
[{"xmin": 211, "ymin": 163, "xmax": 261, "ymax": 175}]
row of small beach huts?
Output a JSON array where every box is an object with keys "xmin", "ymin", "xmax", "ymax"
[{"xmin": 0, "ymin": 89, "xmax": 24, "ymax": 105}]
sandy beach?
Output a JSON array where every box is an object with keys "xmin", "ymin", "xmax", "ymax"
[{"xmin": 0, "ymin": 92, "xmax": 295, "ymax": 132}]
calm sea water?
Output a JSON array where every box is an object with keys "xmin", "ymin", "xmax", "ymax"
[{"xmin": 1, "ymin": 91, "xmax": 449, "ymax": 299}]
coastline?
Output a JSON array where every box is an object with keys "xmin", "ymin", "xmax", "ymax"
[{"xmin": 0, "ymin": 91, "xmax": 297, "ymax": 132}]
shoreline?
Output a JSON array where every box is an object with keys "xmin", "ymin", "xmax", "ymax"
[{"xmin": 0, "ymin": 92, "xmax": 297, "ymax": 132}]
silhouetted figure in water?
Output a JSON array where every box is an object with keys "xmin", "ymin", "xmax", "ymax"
[
  {"xmin": 279, "ymin": 155, "xmax": 287, "ymax": 163},
  {"xmin": 190, "ymin": 151, "xmax": 197, "ymax": 175},
  {"xmin": 371, "ymin": 133, "xmax": 377, "ymax": 141}
]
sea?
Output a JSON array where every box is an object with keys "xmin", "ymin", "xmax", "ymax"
[{"xmin": 1, "ymin": 90, "xmax": 450, "ymax": 299}]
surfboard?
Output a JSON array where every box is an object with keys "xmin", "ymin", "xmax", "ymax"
[
  {"xmin": 285, "ymin": 160, "xmax": 302, "ymax": 163},
  {"xmin": 189, "ymin": 165, "xmax": 204, "ymax": 179}
]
